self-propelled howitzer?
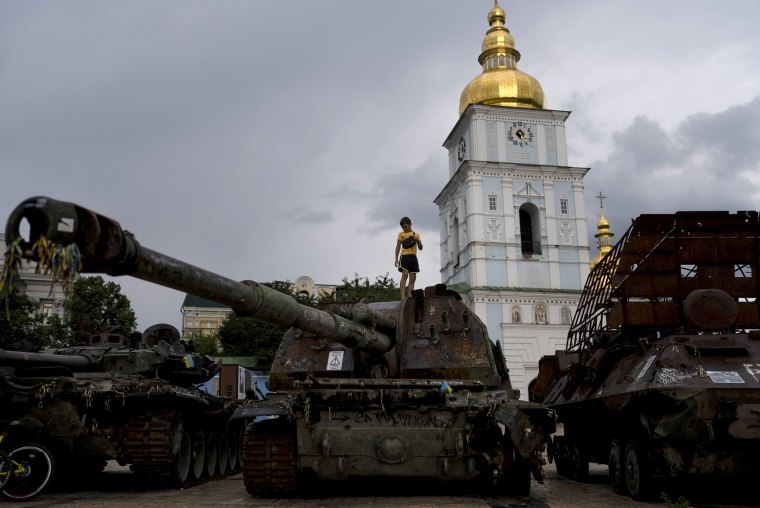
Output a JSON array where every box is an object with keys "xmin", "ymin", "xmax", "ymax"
[{"xmin": 6, "ymin": 196, "xmax": 555, "ymax": 497}]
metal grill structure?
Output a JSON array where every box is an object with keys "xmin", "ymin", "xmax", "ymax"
[{"xmin": 567, "ymin": 211, "xmax": 760, "ymax": 352}]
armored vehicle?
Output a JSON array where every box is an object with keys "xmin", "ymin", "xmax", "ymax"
[
  {"xmin": 5, "ymin": 196, "xmax": 556, "ymax": 497},
  {"xmin": 0, "ymin": 324, "xmax": 244, "ymax": 487},
  {"xmin": 0, "ymin": 288, "xmax": 242, "ymax": 494},
  {"xmin": 530, "ymin": 211, "xmax": 760, "ymax": 499}
]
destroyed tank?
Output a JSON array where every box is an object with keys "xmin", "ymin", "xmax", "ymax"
[
  {"xmin": 0, "ymin": 318, "xmax": 246, "ymax": 487},
  {"xmin": 0, "ymin": 322, "xmax": 245, "ymax": 486},
  {"xmin": 5, "ymin": 196, "xmax": 556, "ymax": 497},
  {"xmin": 530, "ymin": 211, "xmax": 760, "ymax": 499}
]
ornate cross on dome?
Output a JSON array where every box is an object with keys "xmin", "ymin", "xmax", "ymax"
[{"xmin": 596, "ymin": 191, "xmax": 607, "ymax": 209}]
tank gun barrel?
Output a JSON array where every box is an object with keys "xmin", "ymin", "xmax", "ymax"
[
  {"xmin": 5, "ymin": 196, "xmax": 394, "ymax": 354},
  {"xmin": 332, "ymin": 301, "xmax": 397, "ymax": 330},
  {"xmin": 0, "ymin": 349, "xmax": 94, "ymax": 370}
]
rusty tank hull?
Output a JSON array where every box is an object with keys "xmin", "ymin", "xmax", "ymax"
[
  {"xmin": 0, "ymin": 324, "xmax": 245, "ymax": 488},
  {"xmin": 4, "ymin": 196, "xmax": 556, "ymax": 497},
  {"xmin": 235, "ymin": 293, "xmax": 553, "ymax": 497},
  {"xmin": 530, "ymin": 211, "xmax": 760, "ymax": 499}
]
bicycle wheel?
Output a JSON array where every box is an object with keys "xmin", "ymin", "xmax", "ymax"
[
  {"xmin": 0, "ymin": 449, "xmax": 10, "ymax": 491},
  {"xmin": 1, "ymin": 443, "xmax": 55, "ymax": 501}
]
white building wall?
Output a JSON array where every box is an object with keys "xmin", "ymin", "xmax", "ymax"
[{"xmin": 436, "ymin": 104, "xmax": 590, "ymax": 398}]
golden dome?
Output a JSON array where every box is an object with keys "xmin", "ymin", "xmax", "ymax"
[
  {"xmin": 459, "ymin": 1, "xmax": 545, "ymax": 116},
  {"xmin": 488, "ymin": 1, "xmax": 505, "ymax": 22},
  {"xmin": 590, "ymin": 210, "xmax": 615, "ymax": 270}
]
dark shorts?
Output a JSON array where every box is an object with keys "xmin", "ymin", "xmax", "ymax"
[{"xmin": 398, "ymin": 254, "xmax": 420, "ymax": 274}]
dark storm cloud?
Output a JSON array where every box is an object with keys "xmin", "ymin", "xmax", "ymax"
[
  {"xmin": 675, "ymin": 98, "xmax": 760, "ymax": 171},
  {"xmin": 585, "ymin": 97, "xmax": 760, "ymax": 241},
  {"xmin": 360, "ymin": 156, "xmax": 446, "ymax": 234},
  {"xmin": 2, "ymin": 0, "xmax": 759, "ymax": 331},
  {"xmin": 282, "ymin": 207, "xmax": 335, "ymax": 225}
]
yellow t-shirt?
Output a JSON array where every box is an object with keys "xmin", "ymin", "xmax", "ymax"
[{"xmin": 398, "ymin": 231, "xmax": 420, "ymax": 255}]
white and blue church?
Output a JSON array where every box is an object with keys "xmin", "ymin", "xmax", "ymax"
[{"xmin": 435, "ymin": 1, "xmax": 592, "ymax": 398}]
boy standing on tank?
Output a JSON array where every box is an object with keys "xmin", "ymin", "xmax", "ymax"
[{"xmin": 395, "ymin": 216, "xmax": 422, "ymax": 299}]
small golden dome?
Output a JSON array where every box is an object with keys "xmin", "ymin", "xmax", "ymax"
[
  {"xmin": 487, "ymin": 2, "xmax": 505, "ymax": 26},
  {"xmin": 459, "ymin": 1, "xmax": 545, "ymax": 116},
  {"xmin": 590, "ymin": 210, "xmax": 615, "ymax": 270}
]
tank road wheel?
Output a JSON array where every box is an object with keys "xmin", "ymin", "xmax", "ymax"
[
  {"xmin": 553, "ymin": 436, "xmax": 570, "ymax": 478},
  {"xmin": 568, "ymin": 439, "xmax": 589, "ymax": 482},
  {"xmin": 236, "ymin": 428, "xmax": 245, "ymax": 471},
  {"xmin": 243, "ymin": 419, "xmax": 297, "ymax": 497},
  {"xmin": 205, "ymin": 432, "xmax": 219, "ymax": 477},
  {"xmin": 624, "ymin": 440, "xmax": 651, "ymax": 500},
  {"xmin": 217, "ymin": 433, "xmax": 229, "ymax": 475},
  {"xmin": 227, "ymin": 430, "xmax": 239, "ymax": 471},
  {"xmin": 176, "ymin": 431, "xmax": 192, "ymax": 483},
  {"xmin": 609, "ymin": 439, "xmax": 626, "ymax": 495},
  {"xmin": 191, "ymin": 431, "xmax": 206, "ymax": 480}
]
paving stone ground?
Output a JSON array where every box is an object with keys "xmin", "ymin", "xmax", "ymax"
[{"xmin": 10, "ymin": 456, "xmax": 757, "ymax": 507}]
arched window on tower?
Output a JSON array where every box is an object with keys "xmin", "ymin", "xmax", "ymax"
[{"xmin": 519, "ymin": 203, "xmax": 542, "ymax": 256}]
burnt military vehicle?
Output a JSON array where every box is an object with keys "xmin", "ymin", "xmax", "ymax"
[
  {"xmin": 530, "ymin": 211, "xmax": 760, "ymax": 499},
  {"xmin": 0, "ymin": 321, "xmax": 244, "ymax": 485},
  {"xmin": 5, "ymin": 196, "xmax": 556, "ymax": 497}
]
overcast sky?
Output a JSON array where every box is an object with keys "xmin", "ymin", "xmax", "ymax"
[{"xmin": 2, "ymin": 1, "xmax": 760, "ymax": 332}]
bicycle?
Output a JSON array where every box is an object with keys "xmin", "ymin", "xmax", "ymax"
[
  {"xmin": 0, "ymin": 427, "xmax": 55, "ymax": 501},
  {"xmin": 0, "ymin": 448, "xmax": 9, "ymax": 492}
]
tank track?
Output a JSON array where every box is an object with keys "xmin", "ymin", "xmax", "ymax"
[
  {"xmin": 123, "ymin": 412, "xmax": 184, "ymax": 487},
  {"xmin": 242, "ymin": 419, "xmax": 298, "ymax": 497},
  {"xmin": 123, "ymin": 412, "xmax": 240, "ymax": 489}
]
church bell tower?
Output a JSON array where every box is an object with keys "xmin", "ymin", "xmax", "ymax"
[{"xmin": 434, "ymin": 1, "xmax": 591, "ymax": 397}]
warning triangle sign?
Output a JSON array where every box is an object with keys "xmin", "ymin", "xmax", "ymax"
[{"xmin": 327, "ymin": 350, "xmax": 344, "ymax": 371}]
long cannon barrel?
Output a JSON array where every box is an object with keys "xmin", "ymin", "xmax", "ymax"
[
  {"xmin": 5, "ymin": 196, "xmax": 395, "ymax": 354},
  {"xmin": 0, "ymin": 349, "xmax": 94, "ymax": 370}
]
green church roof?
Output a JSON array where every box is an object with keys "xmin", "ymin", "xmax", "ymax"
[{"xmin": 181, "ymin": 293, "xmax": 231, "ymax": 309}]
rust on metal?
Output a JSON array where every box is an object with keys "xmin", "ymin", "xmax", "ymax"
[
  {"xmin": 3, "ymin": 196, "xmax": 557, "ymax": 498},
  {"xmin": 531, "ymin": 211, "xmax": 760, "ymax": 500}
]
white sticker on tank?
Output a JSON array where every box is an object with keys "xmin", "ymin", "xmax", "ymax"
[
  {"xmin": 635, "ymin": 354, "xmax": 657, "ymax": 381},
  {"xmin": 327, "ymin": 350, "xmax": 344, "ymax": 371},
  {"xmin": 58, "ymin": 218, "xmax": 75, "ymax": 232},
  {"xmin": 706, "ymin": 371, "xmax": 745, "ymax": 384}
]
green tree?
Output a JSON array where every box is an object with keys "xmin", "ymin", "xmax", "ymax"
[
  {"xmin": 35, "ymin": 313, "xmax": 72, "ymax": 348},
  {"xmin": 0, "ymin": 289, "xmax": 43, "ymax": 350},
  {"xmin": 216, "ymin": 275, "xmax": 400, "ymax": 366},
  {"xmin": 217, "ymin": 281, "xmax": 300, "ymax": 366},
  {"xmin": 66, "ymin": 275, "xmax": 136, "ymax": 337},
  {"xmin": 0, "ymin": 287, "xmax": 74, "ymax": 350},
  {"xmin": 217, "ymin": 314, "xmax": 282, "ymax": 367},
  {"xmin": 184, "ymin": 328, "xmax": 223, "ymax": 356},
  {"xmin": 322, "ymin": 273, "xmax": 399, "ymax": 303}
]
